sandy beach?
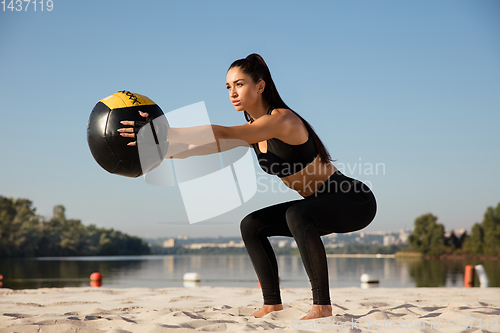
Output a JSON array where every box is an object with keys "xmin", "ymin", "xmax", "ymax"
[{"xmin": 1, "ymin": 286, "xmax": 499, "ymax": 332}]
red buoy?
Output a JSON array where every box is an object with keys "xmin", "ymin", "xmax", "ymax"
[
  {"xmin": 464, "ymin": 265, "xmax": 474, "ymax": 288},
  {"xmin": 90, "ymin": 280, "xmax": 102, "ymax": 287},
  {"xmin": 90, "ymin": 272, "xmax": 102, "ymax": 281}
]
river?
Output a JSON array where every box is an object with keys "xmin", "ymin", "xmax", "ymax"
[{"xmin": 0, "ymin": 255, "xmax": 498, "ymax": 289}]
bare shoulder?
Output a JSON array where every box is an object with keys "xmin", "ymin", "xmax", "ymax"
[
  {"xmin": 269, "ymin": 108, "xmax": 293, "ymax": 117},
  {"xmin": 270, "ymin": 108, "xmax": 309, "ymax": 142},
  {"xmin": 269, "ymin": 108, "xmax": 303, "ymax": 126},
  {"xmin": 225, "ymin": 108, "xmax": 306, "ymax": 144}
]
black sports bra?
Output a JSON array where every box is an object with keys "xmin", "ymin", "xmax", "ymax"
[{"xmin": 251, "ymin": 108, "xmax": 319, "ymax": 178}]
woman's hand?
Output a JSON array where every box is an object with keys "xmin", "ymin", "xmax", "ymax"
[{"xmin": 118, "ymin": 111, "xmax": 149, "ymax": 146}]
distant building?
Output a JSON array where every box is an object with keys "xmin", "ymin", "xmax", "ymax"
[
  {"xmin": 325, "ymin": 242, "xmax": 345, "ymax": 248},
  {"xmin": 163, "ymin": 238, "xmax": 175, "ymax": 248},
  {"xmin": 228, "ymin": 240, "xmax": 245, "ymax": 247},
  {"xmin": 184, "ymin": 240, "xmax": 245, "ymax": 249},
  {"xmin": 398, "ymin": 230, "xmax": 409, "ymax": 243},
  {"xmin": 383, "ymin": 235, "xmax": 396, "ymax": 246}
]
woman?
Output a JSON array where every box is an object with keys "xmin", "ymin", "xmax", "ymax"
[{"xmin": 119, "ymin": 53, "xmax": 377, "ymax": 320}]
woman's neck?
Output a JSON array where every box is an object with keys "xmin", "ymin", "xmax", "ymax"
[{"xmin": 246, "ymin": 103, "xmax": 271, "ymax": 121}]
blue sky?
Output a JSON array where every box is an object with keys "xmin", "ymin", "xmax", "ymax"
[{"xmin": 1, "ymin": 0, "xmax": 499, "ymax": 238}]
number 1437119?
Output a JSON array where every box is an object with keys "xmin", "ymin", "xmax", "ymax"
[{"xmin": 2, "ymin": 0, "xmax": 53, "ymax": 11}]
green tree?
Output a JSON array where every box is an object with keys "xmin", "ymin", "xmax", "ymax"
[
  {"xmin": 37, "ymin": 205, "xmax": 68, "ymax": 256},
  {"xmin": 408, "ymin": 213, "xmax": 446, "ymax": 256},
  {"xmin": 445, "ymin": 229, "xmax": 467, "ymax": 251},
  {"xmin": 0, "ymin": 197, "xmax": 40, "ymax": 257},
  {"xmin": 10, "ymin": 199, "xmax": 41, "ymax": 257},
  {"xmin": 50, "ymin": 206, "xmax": 88, "ymax": 255},
  {"xmin": 482, "ymin": 203, "xmax": 500, "ymax": 256},
  {"xmin": 0, "ymin": 196, "xmax": 18, "ymax": 256},
  {"xmin": 464, "ymin": 223, "xmax": 484, "ymax": 255},
  {"xmin": 1, "ymin": 197, "xmax": 151, "ymax": 257},
  {"xmin": 464, "ymin": 202, "xmax": 500, "ymax": 256}
]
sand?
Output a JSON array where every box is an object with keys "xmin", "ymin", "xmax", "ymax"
[{"xmin": 1, "ymin": 286, "xmax": 499, "ymax": 332}]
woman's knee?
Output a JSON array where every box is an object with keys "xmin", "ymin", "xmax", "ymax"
[
  {"xmin": 285, "ymin": 204, "xmax": 311, "ymax": 233},
  {"xmin": 240, "ymin": 212, "xmax": 260, "ymax": 238}
]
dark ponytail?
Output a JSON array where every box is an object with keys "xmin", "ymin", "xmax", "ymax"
[{"xmin": 228, "ymin": 53, "xmax": 333, "ymax": 164}]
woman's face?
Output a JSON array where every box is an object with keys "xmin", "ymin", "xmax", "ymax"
[{"xmin": 226, "ymin": 67, "xmax": 263, "ymax": 112}]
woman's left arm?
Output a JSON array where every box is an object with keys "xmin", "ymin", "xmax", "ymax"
[{"xmin": 211, "ymin": 110, "xmax": 295, "ymax": 144}]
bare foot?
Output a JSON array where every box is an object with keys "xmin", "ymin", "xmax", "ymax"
[
  {"xmin": 300, "ymin": 304, "xmax": 332, "ymax": 320},
  {"xmin": 250, "ymin": 304, "xmax": 284, "ymax": 317}
]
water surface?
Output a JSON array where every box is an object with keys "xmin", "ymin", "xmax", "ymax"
[{"xmin": 0, "ymin": 255, "xmax": 498, "ymax": 289}]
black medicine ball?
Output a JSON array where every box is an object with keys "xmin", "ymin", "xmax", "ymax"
[{"xmin": 87, "ymin": 90, "xmax": 168, "ymax": 178}]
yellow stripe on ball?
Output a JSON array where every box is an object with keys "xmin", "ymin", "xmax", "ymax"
[{"xmin": 100, "ymin": 90, "xmax": 156, "ymax": 109}]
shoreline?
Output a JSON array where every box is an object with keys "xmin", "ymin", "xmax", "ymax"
[
  {"xmin": 326, "ymin": 253, "xmax": 395, "ymax": 258},
  {"xmin": 2, "ymin": 252, "xmax": 499, "ymax": 260}
]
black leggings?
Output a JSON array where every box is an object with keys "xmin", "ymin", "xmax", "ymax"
[{"xmin": 240, "ymin": 171, "xmax": 377, "ymax": 305}]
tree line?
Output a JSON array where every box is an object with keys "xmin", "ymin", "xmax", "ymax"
[
  {"xmin": 408, "ymin": 202, "xmax": 500, "ymax": 257},
  {"xmin": 0, "ymin": 196, "xmax": 150, "ymax": 257},
  {"xmin": 3, "ymin": 195, "xmax": 498, "ymax": 258}
]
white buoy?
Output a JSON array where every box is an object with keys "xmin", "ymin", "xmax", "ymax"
[
  {"xmin": 183, "ymin": 272, "xmax": 201, "ymax": 282},
  {"xmin": 360, "ymin": 273, "xmax": 379, "ymax": 284},
  {"xmin": 474, "ymin": 265, "xmax": 489, "ymax": 288},
  {"xmin": 183, "ymin": 280, "xmax": 201, "ymax": 288},
  {"xmin": 183, "ymin": 272, "xmax": 201, "ymax": 288},
  {"xmin": 361, "ymin": 282, "xmax": 379, "ymax": 289}
]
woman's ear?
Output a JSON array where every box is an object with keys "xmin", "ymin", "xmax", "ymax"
[{"xmin": 257, "ymin": 80, "xmax": 266, "ymax": 94}]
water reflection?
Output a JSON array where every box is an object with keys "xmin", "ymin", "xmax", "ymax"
[
  {"xmin": 408, "ymin": 259, "xmax": 447, "ymax": 287},
  {"xmin": 407, "ymin": 258, "xmax": 500, "ymax": 287},
  {"xmin": 0, "ymin": 255, "xmax": 497, "ymax": 290}
]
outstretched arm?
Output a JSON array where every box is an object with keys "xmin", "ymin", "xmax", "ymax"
[
  {"xmin": 165, "ymin": 139, "xmax": 250, "ymax": 159},
  {"xmin": 118, "ymin": 108, "xmax": 294, "ymax": 158}
]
